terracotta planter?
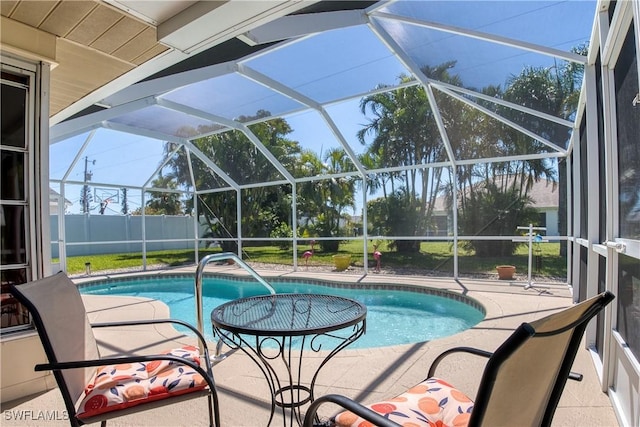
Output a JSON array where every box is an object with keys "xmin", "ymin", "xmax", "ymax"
[
  {"xmin": 496, "ymin": 265, "xmax": 516, "ymax": 280},
  {"xmin": 332, "ymin": 255, "xmax": 352, "ymax": 271}
]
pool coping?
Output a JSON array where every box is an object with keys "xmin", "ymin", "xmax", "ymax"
[
  {"xmin": 77, "ymin": 271, "xmax": 487, "ymax": 318},
  {"xmin": 78, "ymin": 271, "xmax": 487, "ymax": 350}
]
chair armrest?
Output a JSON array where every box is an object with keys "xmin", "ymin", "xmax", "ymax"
[
  {"xmin": 426, "ymin": 346, "xmax": 584, "ymax": 382},
  {"xmin": 302, "ymin": 394, "xmax": 400, "ymax": 427},
  {"xmin": 427, "ymin": 346, "xmax": 493, "ymax": 378}
]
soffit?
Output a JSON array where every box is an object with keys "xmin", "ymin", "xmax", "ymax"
[
  {"xmin": 1, "ymin": 0, "xmax": 169, "ymax": 116},
  {"xmin": 2, "ymin": 0, "xmax": 321, "ymax": 121}
]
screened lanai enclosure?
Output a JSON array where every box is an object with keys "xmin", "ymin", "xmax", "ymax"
[
  {"xmin": 3, "ymin": 0, "xmax": 640, "ymax": 424},
  {"xmin": 49, "ymin": 1, "xmax": 596, "ymax": 279}
]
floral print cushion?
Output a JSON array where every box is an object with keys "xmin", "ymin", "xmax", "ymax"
[
  {"xmin": 77, "ymin": 345, "xmax": 208, "ymax": 419},
  {"xmin": 334, "ymin": 377, "xmax": 474, "ymax": 427}
]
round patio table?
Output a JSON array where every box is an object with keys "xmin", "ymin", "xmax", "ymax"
[{"xmin": 211, "ymin": 293, "xmax": 366, "ymax": 427}]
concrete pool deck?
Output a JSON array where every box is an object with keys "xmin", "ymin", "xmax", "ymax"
[{"xmin": 1, "ymin": 265, "xmax": 619, "ymax": 426}]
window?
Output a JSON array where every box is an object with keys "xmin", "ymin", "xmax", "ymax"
[
  {"xmin": 616, "ymin": 28, "xmax": 640, "ymax": 239},
  {"xmin": 579, "ymin": 116, "xmax": 588, "ymax": 239},
  {"xmin": 596, "ymin": 255, "xmax": 606, "ymax": 359},
  {"xmin": 615, "ymin": 22, "xmax": 640, "ymax": 362},
  {"xmin": 1, "ymin": 68, "xmax": 33, "ymax": 331},
  {"xmin": 596, "ymin": 54, "xmax": 607, "ymax": 242},
  {"xmin": 617, "ymin": 254, "xmax": 640, "ymax": 360}
]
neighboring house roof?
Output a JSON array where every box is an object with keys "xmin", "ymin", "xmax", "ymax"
[
  {"xmin": 431, "ymin": 177, "xmax": 559, "ymax": 213},
  {"xmin": 49, "ymin": 188, "xmax": 72, "ymax": 208},
  {"xmin": 525, "ymin": 178, "xmax": 559, "ymax": 209}
]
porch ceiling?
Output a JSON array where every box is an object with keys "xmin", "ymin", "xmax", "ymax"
[{"xmin": 0, "ymin": 0, "xmax": 320, "ymax": 119}]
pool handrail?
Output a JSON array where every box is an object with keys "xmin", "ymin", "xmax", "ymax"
[{"xmin": 194, "ymin": 252, "xmax": 276, "ymax": 351}]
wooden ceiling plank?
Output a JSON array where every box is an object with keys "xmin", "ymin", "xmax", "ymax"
[
  {"xmin": 132, "ymin": 43, "xmax": 170, "ymax": 66},
  {"xmin": 50, "ymin": 38, "xmax": 134, "ymax": 115},
  {"xmin": 111, "ymin": 26, "xmax": 158, "ymax": 62},
  {"xmin": 0, "ymin": 1, "xmax": 19, "ymax": 17},
  {"xmin": 40, "ymin": 0, "xmax": 97, "ymax": 37},
  {"xmin": 66, "ymin": 4, "xmax": 122, "ymax": 46},
  {"xmin": 90, "ymin": 15, "xmax": 148, "ymax": 54},
  {"xmin": 10, "ymin": 0, "xmax": 59, "ymax": 27}
]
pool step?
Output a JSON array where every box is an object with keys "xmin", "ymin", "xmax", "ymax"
[{"xmin": 211, "ymin": 340, "xmax": 238, "ymax": 365}]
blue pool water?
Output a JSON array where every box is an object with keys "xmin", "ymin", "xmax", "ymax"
[{"xmin": 80, "ymin": 275, "xmax": 484, "ymax": 349}]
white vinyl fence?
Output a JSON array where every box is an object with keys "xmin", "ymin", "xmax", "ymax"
[{"xmin": 51, "ymin": 214, "xmax": 210, "ymax": 258}]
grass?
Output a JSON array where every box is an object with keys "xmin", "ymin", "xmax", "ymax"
[
  {"xmin": 61, "ymin": 249, "xmax": 222, "ymax": 275},
  {"xmin": 60, "ymin": 240, "xmax": 566, "ymax": 280}
]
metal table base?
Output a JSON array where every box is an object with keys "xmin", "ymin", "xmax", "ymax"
[{"xmin": 212, "ymin": 293, "xmax": 367, "ymax": 427}]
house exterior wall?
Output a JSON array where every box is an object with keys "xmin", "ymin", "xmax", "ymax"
[
  {"xmin": 429, "ymin": 208, "xmax": 559, "ymax": 237},
  {"xmin": 541, "ymin": 209, "xmax": 559, "ymax": 237},
  {"xmin": 0, "ymin": 53, "xmax": 52, "ymax": 403},
  {"xmin": 0, "ymin": 334, "xmax": 55, "ymax": 403}
]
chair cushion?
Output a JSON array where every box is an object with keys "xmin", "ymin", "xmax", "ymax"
[
  {"xmin": 334, "ymin": 377, "xmax": 474, "ymax": 427},
  {"xmin": 77, "ymin": 345, "xmax": 208, "ymax": 420}
]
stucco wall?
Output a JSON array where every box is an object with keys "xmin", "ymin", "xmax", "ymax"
[{"xmin": 0, "ymin": 332, "xmax": 55, "ymax": 403}]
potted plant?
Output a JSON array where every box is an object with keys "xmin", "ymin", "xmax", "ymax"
[
  {"xmin": 496, "ymin": 265, "xmax": 516, "ymax": 280},
  {"xmin": 332, "ymin": 254, "xmax": 352, "ymax": 271}
]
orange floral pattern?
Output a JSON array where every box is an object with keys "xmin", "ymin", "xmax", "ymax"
[
  {"xmin": 334, "ymin": 378, "xmax": 473, "ymax": 427},
  {"xmin": 77, "ymin": 346, "xmax": 207, "ymax": 419}
]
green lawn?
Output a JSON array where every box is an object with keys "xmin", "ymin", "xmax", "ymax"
[{"xmin": 59, "ymin": 240, "xmax": 566, "ymax": 280}]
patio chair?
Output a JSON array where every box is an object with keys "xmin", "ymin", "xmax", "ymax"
[
  {"xmin": 9, "ymin": 272, "xmax": 221, "ymax": 427},
  {"xmin": 303, "ymin": 291, "xmax": 614, "ymax": 427}
]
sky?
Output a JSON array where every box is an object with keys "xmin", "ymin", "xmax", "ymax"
[{"xmin": 50, "ymin": 0, "xmax": 596, "ymax": 216}]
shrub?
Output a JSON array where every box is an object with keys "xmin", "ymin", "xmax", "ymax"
[{"xmin": 269, "ymin": 222, "xmax": 294, "ymax": 250}]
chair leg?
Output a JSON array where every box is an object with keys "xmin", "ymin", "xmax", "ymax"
[
  {"xmin": 208, "ymin": 395, "xmax": 214, "ymax": 427},
  {"xmin": 100, "ymin": 421, "xmax": 107, "ymax": 427}
]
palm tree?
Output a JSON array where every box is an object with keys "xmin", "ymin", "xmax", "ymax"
[
  {"xmin": 356, "ymin": 66, "xmax": 458, "ymax": 251},
  {"xmin": 166, "ymin": 113, "xmax": 302, "ymax": 247},
  {"xmin": 142, "ymin": 173, "xmax": 184, "ymax": 215},
  {"xmin": 443, "ymin": 51, "xmax": 583, "ymax": 256}
]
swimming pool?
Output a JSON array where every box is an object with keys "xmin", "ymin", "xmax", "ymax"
[{"xmin": 80, "ymin": 275, "xmax": 485, "ymax": 349}]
